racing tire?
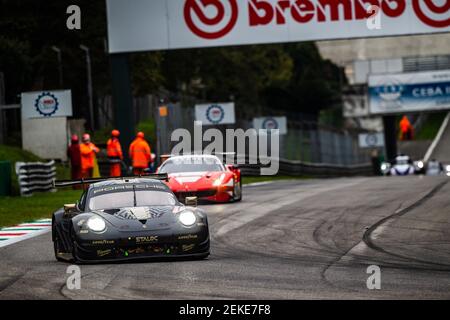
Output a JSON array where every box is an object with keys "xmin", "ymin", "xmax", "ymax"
[
  {"xmin": 69, "ymin": 225, "xmax": 80, "ymax": 264},
  {"xmin": 52, "ymin": 223, "xmax": 66, "ymax": 262},
  {"xmin": 232, "ymin": 178, "xmax": 242, "ymax": 202}
]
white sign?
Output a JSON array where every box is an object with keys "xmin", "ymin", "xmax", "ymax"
[
  {"xmin": 369, "ymin": 70, "xmax": 450, "ymax": 115},
  {"xmin": 107, "ymin": 0, "xmax": 450, "ymax": 53},
  {"xmin": 195, "ymin": 102, "xmax": 235, "ymax": 125},
  {"xmin": 21, "ymin": 90, "xmax": 73, "ymax": 119},
  {"xmin": 253, "ymin": 116, "xmax": 288, "ymax": 135},
  {"xmin": 359, "ymin": 133, "xmax": 385, "ymax": 148},
  {"xmin": 343, "ymin": 94, "xmax": 369, "ymax": 118}
]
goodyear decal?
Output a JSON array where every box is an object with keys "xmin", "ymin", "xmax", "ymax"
[
  {"xmin": 178, "ymin": 234, "xmax": 198, "ymax": 240},
  {"xmin": 91, "ymin": 239, "xmax": 115, "ymax": 245},
  {"xmin": 0, "ymin": 219, "xmax": 52, "ymax": 248}
]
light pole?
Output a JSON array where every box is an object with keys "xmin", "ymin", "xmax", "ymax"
[
  {"xmin": 80, "ymin": 44, "xmax": 95, "ymax": 130},
  {"xmin": 51, "ymin": 46, "xmax": 63, "ymax": 88}
]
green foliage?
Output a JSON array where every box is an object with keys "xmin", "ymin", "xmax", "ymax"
[
  {"xmin": 416, "ymin": 113, "xmax": 446, "ymax": 140},
  {"xmin": 136, "ymin": 119, "xmax": 157, "ymax": 146},
  {"xmin": 1, "ymin": 1, "xmax": 344, "ymax": 123},
  {"xmin": 0, "ymin": 189, "xmax": 82, "ymax": 228},
  {"xmin": 0, "ymin": 144, "xmax": 43, "ymax": 195},
  {"xmin": 0, "ymin": 144, "xmax": 69, "ymax": 195},
  {"xmin": 90, "ymin": 126, "xmax": 113, "ymax": 145}
]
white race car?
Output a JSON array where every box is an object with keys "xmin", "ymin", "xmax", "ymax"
[
  {"xmin": 426, "ymin": 160, "xmax": 445, "ymax": 176},
  {"xmin": 381, "ymin": 155, "xmax": 415, "ymax": 176}
]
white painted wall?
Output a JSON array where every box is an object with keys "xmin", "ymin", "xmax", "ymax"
[{"xmin": 22, "ymin": 117, "xmax": 68, "ymax": 161}]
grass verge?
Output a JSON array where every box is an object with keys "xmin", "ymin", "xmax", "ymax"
[
  {"xmin": 0, "ymin": 189, "xmax": 82, "ymax": 228},
  {"xmin": 416, "ymin": 112, "xmax": 447, "ymax": 140},
  {"xmin": 0, "ymin": 175, "xmax": 308, "ymax": 228}
]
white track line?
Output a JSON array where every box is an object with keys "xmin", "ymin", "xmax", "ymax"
[
  {"xmin": 0, "ymin": 219, "xmax": 51, "ymax": 248},
  {"xmin": 243, "ymin": 181, "xmax": 275, "ymax": 187}
]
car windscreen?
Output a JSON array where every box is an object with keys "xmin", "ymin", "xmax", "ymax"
[
  {"xmin": 159, "ymin": 157, "xmax": 224, "ymax": 173},
  {"xmin": 88, "ymin": 190, "xmax": 177, "ymax": 210}
]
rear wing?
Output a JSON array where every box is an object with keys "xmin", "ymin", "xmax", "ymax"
[{"xmin": 53, "ymin": 173, "xmax": 169, "ymax": 188}]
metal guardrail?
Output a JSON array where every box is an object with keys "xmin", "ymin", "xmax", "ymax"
[
  {"xmin": 96, "ymin": 156, "xmax": 372, "ymax": 178},
  {"xmin": 239, "ymin": 158, "xmax": 372, "ymax": 177},
  {"xmin": 15, "ymin": 161, "xmax": 57, "ymax": 196}
]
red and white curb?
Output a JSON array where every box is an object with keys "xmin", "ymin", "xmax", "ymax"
[{"xmin": 0, "ymin": 219, "xmax": 52, "ymax": 248}]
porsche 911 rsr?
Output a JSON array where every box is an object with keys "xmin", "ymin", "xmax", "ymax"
[
  {"xmin": 157, "ymin": 155, "xmax": 242, "ymax": 203},
  {"xmin": 52, "ymin": 175, "xmax": 209, "ymax": 263}
]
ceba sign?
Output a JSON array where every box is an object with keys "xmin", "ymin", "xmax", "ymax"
[
  {"xmin": 107, "ymin": 0, "xmax": 450, "ymax": 53},
  {"xmin": 369, "ymin": 70, "xmax": 450, "ymax": 115}
]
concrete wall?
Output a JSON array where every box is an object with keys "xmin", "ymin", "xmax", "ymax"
[
  {"xmin": 317, "ymin": 33, "xmax": 450, "ymax": 65},
  {"xmin": 22, "ymin": 117, "xmax": 68, "ymax": 161}
]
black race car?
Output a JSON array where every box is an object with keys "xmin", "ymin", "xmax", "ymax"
[{"xmin": 52, "ymin": 174, "xmax": 210, "ymax": 263}]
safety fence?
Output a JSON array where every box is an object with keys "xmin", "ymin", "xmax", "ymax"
[
  {"xmin": 239, "ymin": 158, "xmax": 372, "ymax": 177},
  {"xmin": 155, "ymin": 103, "xmax": 372, "ymax": 167},
  {"xmin": 15, "ymin": 161, "xmax": 56, "ymax": 196}
]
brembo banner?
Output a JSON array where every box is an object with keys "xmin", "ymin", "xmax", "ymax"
[{"xmin": 106, "ymin": 0, "xmax": 450, "ymax": 53}]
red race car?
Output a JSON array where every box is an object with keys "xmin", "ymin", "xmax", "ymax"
[{"xmin": 157, "ymin": 154, "xmax": 242, "ymax": 203}]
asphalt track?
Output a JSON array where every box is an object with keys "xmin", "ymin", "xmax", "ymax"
[{"xmin": 1, "ymin": 176, "xmax": 450, "ymax": 299}]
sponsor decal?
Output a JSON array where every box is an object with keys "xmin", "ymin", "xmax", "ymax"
[
  {"xmin": 91, "ymin": 239, "xmax": 115, "ymax": 245},
  {"xmin": 178, "ymin": 234, "xmax": 198, "ymax": 240},
  {"xmin": 34, "ymin": 92, "xmax": 59, "ymax": 117},
  {"xmin": 262, "ymin": 118, "xmax": 279, "ymax": 130},
  {"xmin": 184, "ymin": 0, "xmax": 239, "ymax": 39},
  {"xmin": 412, "ymin": 0, "xmax": 450, "ymax": 28},
  {"xmin": 92, "ymin": 183, "xmax": 167, "ymax": 195},
  {"xmin": 184, "ymin": 0, "xmax": 449, "ymax": 40},
  {"xmin": 135, "ymin": 236, "xmax": 159, "ymax": 243},
  {"xmin": 206, "ymin": 104, "xmax": 225, "ymax": 124},
  {"xmin": 182, "ymin": 244, "xmax": 196, "ymax": 252},
  {"xmin": 97, "ymin": 249, "xmax": 112, "ymax": 257}
]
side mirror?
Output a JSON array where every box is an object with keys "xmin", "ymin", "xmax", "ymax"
[
  {"xmin": 185, "ymin": 196, "xmax": 198, "ymax": 207},
  {"xmin": 64, "ymin": 203, "xmax": 78, "ymax": 215}
]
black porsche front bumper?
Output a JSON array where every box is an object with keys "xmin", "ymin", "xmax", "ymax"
[{"xmin": 72, "ymin": 233, "xmax": 210, "ymax": 263}]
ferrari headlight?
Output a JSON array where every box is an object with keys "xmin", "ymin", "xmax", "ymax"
[
  {"xmin": 87, "ymin": 216, "xmax": 106, "ymax": 232},
  {"xmin": 213, "ymin": 173, "xmax": 226, "ymax": 186},
  {"xmin": 179, "ymin": 210, "xmax": 196, "ymax": 226}
]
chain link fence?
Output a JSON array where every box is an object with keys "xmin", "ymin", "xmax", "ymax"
[{"xmin": 155, "ymin": 103, "xmax": 371, "ymax": 167}]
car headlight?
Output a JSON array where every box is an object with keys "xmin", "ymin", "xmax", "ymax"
[
  {"xmin": 179, "ymin": 210, "xmax": 196, "ymax": 226},
  {"xmin": 87, "ymin": 216, "xmax": 106, "ymax": 232},
  {"xmin": 213, "ymin": 173, "xmax": 226, "ymax": 187},
  {"xmin": 417, "ymin": 161, "xmax": 424, "ymax": 169},
  {"xmin": 381, "ymin": 164, "xmax": 387, "ymax": 171},
  {"xmin": 446, "ymin": 165, "xmax": 450, "ymax": 172}
]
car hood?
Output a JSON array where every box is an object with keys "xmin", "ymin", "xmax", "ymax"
[
  {"xmin": 92, "ymin": 206, "xmax": 185, "ymax": 231},
  {"xmin": 167, "ymin": 171, "xmax": 225, "ymax": 186}
]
